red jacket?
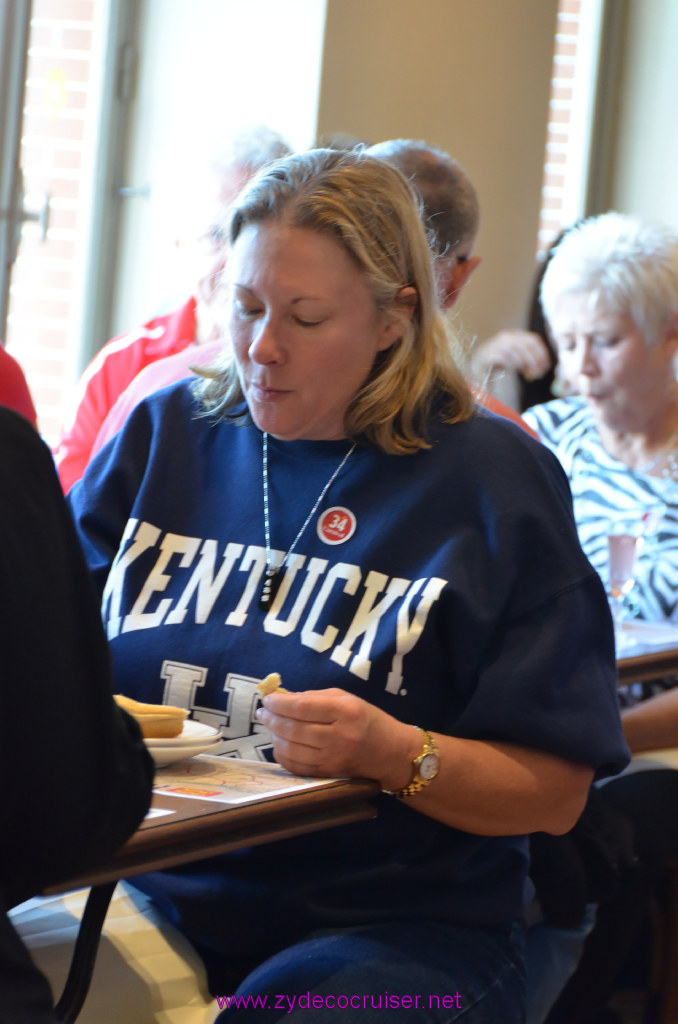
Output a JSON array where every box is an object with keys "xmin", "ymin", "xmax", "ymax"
[
  {"xmin": 54, "ymin": 297, "xmax": 197, "ymax": 492},
  {"xmin": 473, "ymin": 387, "xmax": 540, "ymax": 440},
  {"xmin": 0, "ymin": 346, "xmax": 37, "ymax": 428}
]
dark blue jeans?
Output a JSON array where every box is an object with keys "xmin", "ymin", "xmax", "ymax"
[{"xmin": 214, "ymin": 918, "xmax": 525, "ymax": 1023}]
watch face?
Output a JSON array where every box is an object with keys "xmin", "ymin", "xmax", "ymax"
[{"xmin": 419, "ymin": 752, "xmax": 439, "ymax": 782}]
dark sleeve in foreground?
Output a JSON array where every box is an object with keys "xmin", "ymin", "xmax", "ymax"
[{"xmin": 0, "ymin": 409, "xmax": 153, "ymax": 905}]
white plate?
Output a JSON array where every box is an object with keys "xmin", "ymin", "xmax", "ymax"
[
  {"xmin": 144, "ymin": 720, "xmax": 222, "ymax": 766},
  {"xmin": 144, "ymin": 720, "xmax": 221, "ymax": 748},
  {"xmin": 147, "ymin": 737, "xmax": 221, "ymax": 767}
]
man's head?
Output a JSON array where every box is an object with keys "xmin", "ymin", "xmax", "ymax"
[{"xmin": 367, "ymin": 139, "xmax": 481, "ymax": 309}]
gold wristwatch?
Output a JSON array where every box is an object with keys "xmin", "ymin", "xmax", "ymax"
[{"xmin": 384, "ymin": 728, "xmax": 440, "ymax": 798}]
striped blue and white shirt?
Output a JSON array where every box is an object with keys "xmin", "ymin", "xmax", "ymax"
[{"xmin": 524, "ymin": 396, "xmax": 678, "ymax": 623}]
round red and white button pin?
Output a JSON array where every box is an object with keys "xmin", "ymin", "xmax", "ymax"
[{"xmin": 317, "ymin": 506, "xmax": 357, "ymax": 545}]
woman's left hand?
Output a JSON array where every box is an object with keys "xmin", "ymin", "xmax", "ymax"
[{"xmin": 256, "ymin": 688, "xmax": 419, "ymax": 790}]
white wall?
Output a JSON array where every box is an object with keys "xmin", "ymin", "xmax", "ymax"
[
  {"xmin": 605, "ymin": 0, "xmax": 678, "ymax": 228},
  {"xmin": 111, "ymin": 0, "xmax": 559, "ymax": 350},
  {"xmin": 110, "ymin": 0, "xmax": 327, "ymax": 335},
  {"xmin": 107, "ymin": 0, "xmax": 678, "ymax": 364},
  {"xmin": 316, "ymin": 0, "xmax": 559, "ymax": 349}
]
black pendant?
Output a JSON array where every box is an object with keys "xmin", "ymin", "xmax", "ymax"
[{"xmin": 259, "ymin": 567, "xmax": 283, "ymax": 611}]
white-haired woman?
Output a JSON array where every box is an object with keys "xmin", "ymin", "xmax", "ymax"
[
  {"xmin": 68, "ymin": 151, "xmax": 627, "ymax": 1023},
  {"xmin": 524, "ymin": 212, "xmax": 678, "ymax": 1024},
  {"xmin": 525, "ymin": 212, "xmax": 678, "ymax": 622}
]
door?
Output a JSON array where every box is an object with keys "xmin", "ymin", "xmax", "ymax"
[
  {"xmin": 0, "ymin": 0, "xmax": 132, "ymax": 445},
  {"xmin": 0, "ymin": 0, "xmax": 322, "ymax": 445},
  {"xmin": 0, "ymin": 0, "xmax": 32, "ymax": 333}
]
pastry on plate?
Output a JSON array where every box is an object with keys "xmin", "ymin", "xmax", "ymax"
[{"xmin": 114, "ymin": 694, "xmax": 188, "ymax": 739}]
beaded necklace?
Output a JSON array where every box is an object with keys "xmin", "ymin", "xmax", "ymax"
[
  {"xmin": 258, "ymin": 432, "xmax": 356, "ymax": 611},
  {"xmin": 636, "ymin": 429, "xmax": 678, "ymax": 482}
]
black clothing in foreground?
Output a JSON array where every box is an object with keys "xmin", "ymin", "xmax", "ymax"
[
  {"xmin": 544, "ymin": 768, "xmax": 678, "ymax": 1024},
  {"xmin": 0, "ymin": 408, "xmax": 154, "ymax": 1022}
]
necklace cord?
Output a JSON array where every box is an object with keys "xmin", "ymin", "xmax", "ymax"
[{"xmin": 262, "ymin": 433, "xmax": 357, "ymax": 574}]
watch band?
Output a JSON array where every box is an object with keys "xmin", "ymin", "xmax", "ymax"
[{"xmin": 384, "ymin": 727, "xmax": 440, "ymax": 798}]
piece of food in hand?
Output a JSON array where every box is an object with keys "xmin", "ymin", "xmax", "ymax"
[
  {"xmin": 114, "ymin": 693, "xmax": 188, "ymax": 739},
  {"xmin": 257, "ymin": 672, "xmax": 288, "ymax": 696}
]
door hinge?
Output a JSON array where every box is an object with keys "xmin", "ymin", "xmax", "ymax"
[{"xmin": 117, "ymin": 42, "xmax": 136, "ymax": 102}]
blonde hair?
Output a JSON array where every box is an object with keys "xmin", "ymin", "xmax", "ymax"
[{"xmin": 194, "ymin": 148, "xmax": 473, "ymax": 453}]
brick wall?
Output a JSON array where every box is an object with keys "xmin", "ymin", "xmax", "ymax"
[
  {"xmin": 6, "ymin": 0, "xmax": 99, "ymax": 446},
  {"xmin": 537, "ymin": 0, "xmax": 583, "ymax": 253}
]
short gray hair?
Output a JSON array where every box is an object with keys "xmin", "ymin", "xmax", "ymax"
[
  {"xmin": 210, "ymin": 124, "xmax": 292, "ymax": 181},
  {"xmin": 541, "ymin": 212, "xmax": 678, "ymax": 346},
  {"xmin": 366, "ymin": 139, "xmax": 479, "ymax": 258}
]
